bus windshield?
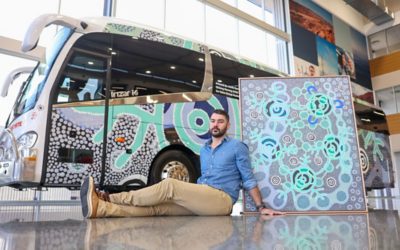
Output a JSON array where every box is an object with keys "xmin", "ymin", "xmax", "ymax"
[
  {"xmin": 354, "ymin": 99, "xmax": 389, "ymax": 135},
  {"xmin": 7, "ymin": 27, "xmax": 73, "ymax": 125}
]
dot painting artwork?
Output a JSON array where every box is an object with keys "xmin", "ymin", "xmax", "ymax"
[{"xmin": 239, "ymin": 76, "xmax": 367, "ymax": 213}]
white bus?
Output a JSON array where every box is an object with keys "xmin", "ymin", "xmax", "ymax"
[{"xmin": 0, "ymin": 14, "xmax": 283, "ymax": 191}]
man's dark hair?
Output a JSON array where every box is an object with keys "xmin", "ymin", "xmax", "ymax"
[{"xmin": 212, "ymin": 109, "xmax": 229, "ymax": 121}]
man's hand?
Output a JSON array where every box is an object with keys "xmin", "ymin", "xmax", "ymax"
[{"xmin": 259, "ymin": 207, "xmax": 285, "ymax": 216}]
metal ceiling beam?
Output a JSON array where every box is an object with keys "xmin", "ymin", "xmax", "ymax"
[{"xmin": 343, "ymin": 0, "xmax": 394, "ymax": 25}]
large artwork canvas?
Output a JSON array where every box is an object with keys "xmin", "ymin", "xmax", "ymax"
[
  {"xmin": 244, "ymin": 214, "xmax": 369, "ymax": 249},
  {"xmin": 240, "ymin": 76, "xmax": 367, "ymax": 213}
]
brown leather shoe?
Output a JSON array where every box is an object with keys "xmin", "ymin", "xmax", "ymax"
[
  {"xmin": 80, "ymin": 176, "xmax": 99, "ymax": 219},
  {"xmin": 96, "ymin": 189, "xmax": 110, "ymax": 202}
]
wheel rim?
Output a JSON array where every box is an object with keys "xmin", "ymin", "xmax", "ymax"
[{"xmin": 161, "ymin": 161, "xmax": 190, "ymax": 182}]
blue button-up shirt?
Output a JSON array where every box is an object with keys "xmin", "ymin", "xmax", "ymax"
[{"xmin": 197, "ymin": 136, "xmax": 258, "ymax": 204}]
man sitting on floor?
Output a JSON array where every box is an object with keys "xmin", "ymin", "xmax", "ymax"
[{"xmin": 80, "ymin": 109, "xmax": 284, "ymax": 218}]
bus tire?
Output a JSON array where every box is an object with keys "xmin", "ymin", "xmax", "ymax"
[{"xmin": 149, "ymin": 150, "xmax": 198, "ymax": 185}]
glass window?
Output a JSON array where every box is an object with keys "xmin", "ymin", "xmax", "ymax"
[
  {"xmin": 59, "ymin": 0, "xmax": 104, "ymax": 18},
  {"xmin": 387, "ymin": 25, "xmax": 400, "ymax": 54},
  {"xmin": 0, "ymin": 55, "xmax": 37, "ymax": 126},
  {"xmin": 354, "ymin": 101, "xmax": 389, "ymax": 134},
  {"xmin": 109, "ymin": 34, "xmax": 205, "ymax": 97},
  {"xmin": 368, "ymin": 30, "xmax": 387, "ymax": 59},
  {"xmin": 220, "ymin": 0, "xmax": 236, "ymax": 6},
  {"xmin": 205, "ymin": 6, "xmax": 239, "ymax": 54},
  {"xmin": 13, "ymin": 63, "xmax": 45, "ymax": 114},
  {"xmin": 115, "ymin": 0, "xmax": 165, "ymax": 29},
  {"xmin": 264, "ymin": 0, "xmax": 285, "ymax": 31},
  {"xmin": 54, "ymin": 50, "xmax": 107, "ymax": 103},
  {"xmin": 58, "ymin": 148, "xmax": 94, "ymax": 164},
  {"xmin": 238, "ymin": 0, "xmax": 263, "ymax": 19},
  {"xmin": 211, "ymin": 53, "xmax": 276, "ymax": 99},
  {"xmin": 375, "ymin": 88, "xmax": 396, "ymax": 115},
  {"xmin": 270, "ymin": 35, "xmax": 288, "ymax": 73},
  {"xmin": 239, "ymin": 20, "xmax": 268, "ymax": 66},
  {"xmin": 54, "ymin": 32, "xmax": 127, "ymax": 103},
  {"xmin": 394, "ymin": 86, "xmax": 400, "ymax": 113},
  {"xmin": 7, "ymin": 28, "xmax": 73, "ymax": 124},
  {"xmin": 165, "ymin": 0, "xmax": 205, "ymax": 42}
]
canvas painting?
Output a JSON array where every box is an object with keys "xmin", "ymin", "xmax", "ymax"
[{"xmin": 240, "ymin": 76, "xmax": 367, "ymax": 213}]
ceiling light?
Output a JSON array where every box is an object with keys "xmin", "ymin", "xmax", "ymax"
[
  {"xmin": 88, "ymin": 61, "xmax": 94, "ymax": 65},
  {"xmin": 361, "ymin": 118, "xmax": 371, "ymax": 122},
  {"xmin": 249, "ymin": 74, "xmax": 255, "ymax": 78},
  {"xmin": 111, "ymin": 51, "xmax": 117, "ymax": 55},
  {"xmin": 373, "ymin": 110, "xmax": 385, "ymax": 116},
  {"xmin": 217, "ymin": 79, "xmax": 222, "ymax": 83},
  {"xmin": 198, "ymin": 58, "xmax": 204, "ymax": 62},
  {"xmin": 145, "ymin": 70, "xmax": 151, "ymax": 74},
  {"xmin": 170, "ymin": 66, "xmax": 176, "ymax": 69},
  {"xmin": 192, "ymin": 80, "xmax": 197, "ymax": 83}
]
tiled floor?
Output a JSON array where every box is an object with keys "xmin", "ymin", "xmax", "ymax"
[{"xmin": 0, "ymin": 199, "xmax": 399, "ymax": 249}]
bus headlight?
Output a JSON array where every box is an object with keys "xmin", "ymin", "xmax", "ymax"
[
  {"xmin": 0, "ymin": 147, "xmax": 4, "ymax": 161},
  {"xmin": 5, "ymin": 148, "xmax": 13, "ymax": 161},
  {"xmin": 0, "ymin": 129, "xmax": 18, "ymax": 162},
  {"xmin": 17, "ymin": 131, "xmax": 38, "ymax": 149}
]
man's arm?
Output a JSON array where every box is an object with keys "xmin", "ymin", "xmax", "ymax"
[
  {"xmin": 234, "ymin": 141, "xmax": 285, "ymax": 216},
  {"xmin": 248, "ymin": 187, "xmax": 285, "ymax": 216}
]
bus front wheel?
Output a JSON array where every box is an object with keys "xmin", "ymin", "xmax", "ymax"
[{"xmin": 150, "ymin": 150, "xmax": 198, "ymax": 185}]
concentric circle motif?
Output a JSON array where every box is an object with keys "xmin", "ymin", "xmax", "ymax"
[
  {"xmin": 250, "ymin": 111, "xmax": 259, "ymax": 119},
  {"xmin": 282, "ymin": 135, "xmax": 292, "ymax": 144},
  {"xmin": 271, "ymin": 175, "xmax": 281, "ymax": 186},
  {"xmin": 289, "ymin": 157, "xmax": 299, "ymax": 166},
  {"xmin": 323, "ymin": 135, "xmax": 342, "ymax": 159},
  {"xmin": 306, "ymin": 133, "xmax": 316, "ymax": 141},
  {"xmin": 314, "ymin": 156, "xmax": 323, "ymax": 166},
  {"xmin": 359, "ymin": 148, "xmax": 369, "ymax": 174},
  {"xmin": 292, "ymin": 167, "xmax": 316, "ymax": 192},
  {"xmin": 264, "ymin": 99, "xmax": 288, "ymax": 119},
  {"xmin": 326, "ymin": 177, "xmax": 336, "ymax": 187},
  {"xmin": 309, "ymin": 94, "xmax": 332, "ymax": 117},
  {"xmin": 256, "ymin": 92, "xmax": 264, "ymax": 99},
  {"xmin": 259, "ymin": 137, "xmax": 282, "ymax": 161}
]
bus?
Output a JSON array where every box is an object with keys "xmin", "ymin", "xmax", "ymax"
[
  {"xmin": 353, "ymin": 97, "xmax": 394, "ymax": 190},
  {"xmin": 0, "ymin": 14, "xmax": 283, "ymax": 191}
]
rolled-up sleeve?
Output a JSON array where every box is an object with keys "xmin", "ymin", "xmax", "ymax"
[{"xmin": 235, "ymin": 141, "xmax": 258, "ymax": 190}]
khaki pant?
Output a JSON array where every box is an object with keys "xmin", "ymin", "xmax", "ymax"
[
  {"xmin": 83, "ymin": 217, "xmax": 234, "ymax": 249},
  {"xmin": 97, "ymin": 178, "xmax": 233, "ymax": 217}
]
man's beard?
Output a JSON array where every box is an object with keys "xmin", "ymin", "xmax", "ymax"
[{"xmin": 210, "ymin": 127, "xmax": 227, "ymax": 138}]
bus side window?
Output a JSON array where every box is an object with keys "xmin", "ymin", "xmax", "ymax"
[
  {"xmin": 55, "ymin": 51, "xmax": 107, "ymax": 103},
  {"xmin": 211, "ymin": 53, "xmax": 274, "ymax": 99},
  {"xmin": 109, "ymin": 34, "xmax": 205, "ymax": 98}
]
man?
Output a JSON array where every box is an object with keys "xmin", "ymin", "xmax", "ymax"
[{"xmin": 80, "ymin": 109, "xmax": 284, "ymax": 218}]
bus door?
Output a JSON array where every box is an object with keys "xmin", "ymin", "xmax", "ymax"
[{"xmin": 49, "ymin": 46, "xmax": 109, "ymax": 188}]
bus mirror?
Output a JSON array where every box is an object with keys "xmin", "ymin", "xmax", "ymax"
[
  {"xmin": 22, "ymin": 14, "xmax": 87, "ymax": 52},
  {"xmin": 1, "ymin": 67, "xmax": 34, "ymax": 97}
]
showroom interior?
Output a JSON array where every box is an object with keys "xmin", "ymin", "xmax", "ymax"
[{"xmin": 1, "ymin": 0, "xmax": 400, "ymax": 249}]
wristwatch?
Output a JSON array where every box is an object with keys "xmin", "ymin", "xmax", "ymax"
[{"xmin": 256, "ymin": 203, "xmax": 266, "ymax": 211}]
